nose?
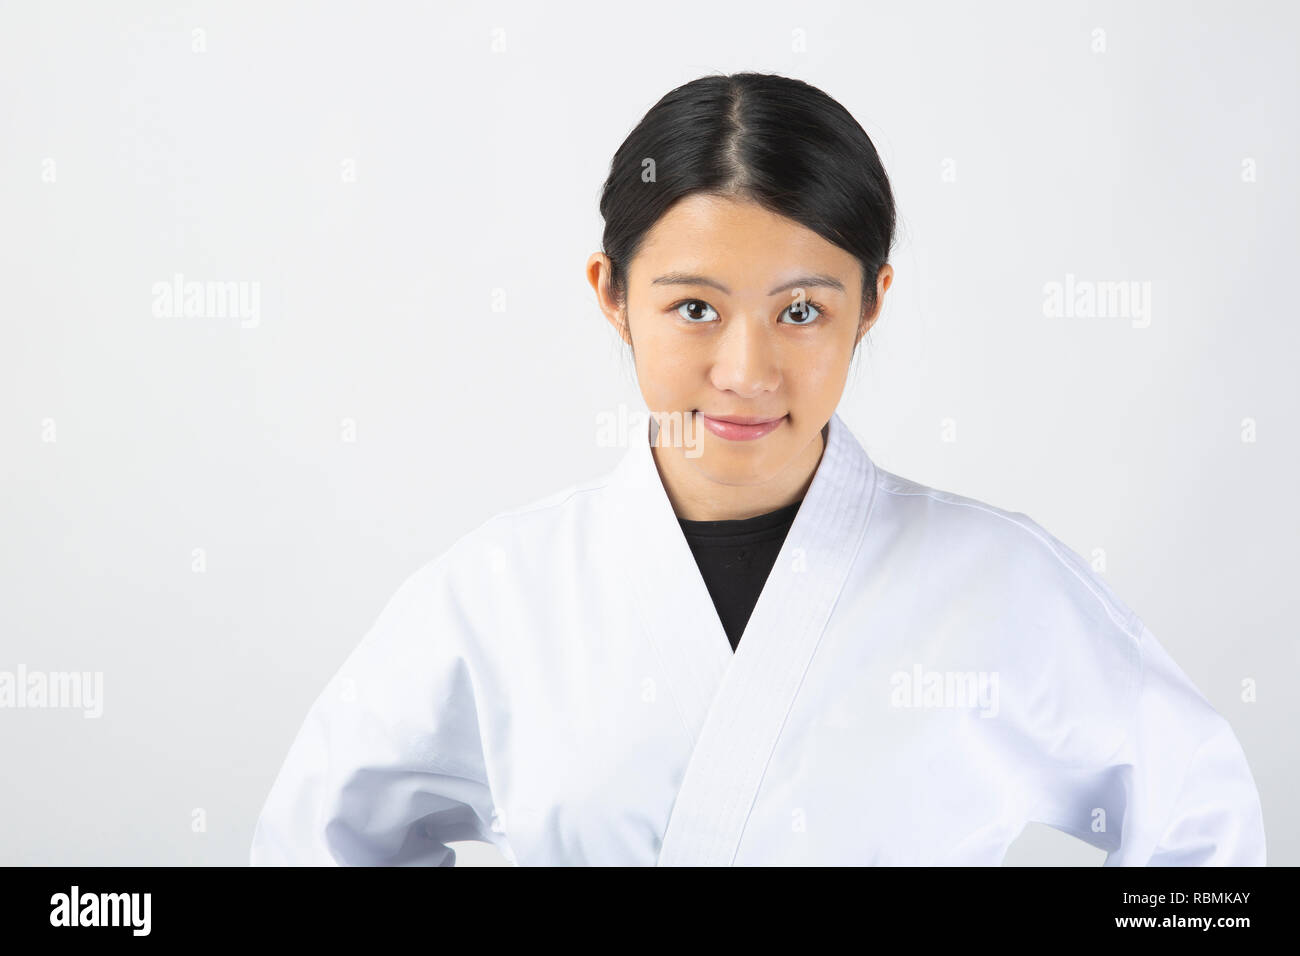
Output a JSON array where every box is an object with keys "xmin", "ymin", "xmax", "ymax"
[{"xmin": 709, "ymin": 314, "xmax": 780, "ymax": 398}]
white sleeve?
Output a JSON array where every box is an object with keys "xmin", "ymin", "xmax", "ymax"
[
  {"xmin": 249, "ymin": 560, "xmax": 510, "ymax": 866},
  {"xmin": 1103, "ymin": 622, "xmax": 1266, "ymax": 866}
]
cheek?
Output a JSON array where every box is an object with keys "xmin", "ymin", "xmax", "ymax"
[
  {"xmin": 788, "ymin": 338, "xmax": 854, "ymax": 397},
  {"xmin": 630, "ymin": 325, "xmax": 697, "ymax": 401}
]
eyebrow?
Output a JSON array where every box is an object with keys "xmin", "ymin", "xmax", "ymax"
[{"xmin": 649, "ymin": 272, "xmax": 846, "ymax": 296}]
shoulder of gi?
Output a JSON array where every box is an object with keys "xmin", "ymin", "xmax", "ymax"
[{"xmin": 872, "ymin": 467, "xmax": 1144, "ymax": 756}]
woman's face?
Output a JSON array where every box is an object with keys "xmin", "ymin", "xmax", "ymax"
[{"xmin": 590, "ymin": 193, "xmax": 892, "ymax": 495}]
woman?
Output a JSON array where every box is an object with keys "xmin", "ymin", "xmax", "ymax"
[{"xmin": 250, "ymin": 73, "xmax": 1265, "ymax": 866}]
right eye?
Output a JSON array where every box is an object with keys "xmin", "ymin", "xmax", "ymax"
[{"xmin": 673, "ymin": 299, "xmax": 719, "ymax": 323}]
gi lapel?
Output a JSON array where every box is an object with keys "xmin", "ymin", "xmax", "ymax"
[
  {"xmin": 648, "ymin": 411, "xmax": 879, "ymax": 865},
  {"xmin": 603, "ymin": 415, "xmax": 735, "ymax": 752}
]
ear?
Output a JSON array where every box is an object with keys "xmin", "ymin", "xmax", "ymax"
[
  {"xmin": 587, "ymin": 252, "xmax": 632, "ymax": 346},
  {"xmin": 855, "ymin": 263, "xmax": 894, "ymax": 346}
]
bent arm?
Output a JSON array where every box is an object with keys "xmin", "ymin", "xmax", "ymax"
[
  {"xmin": 250, "ymin": 561, "xmax": 508, "ymax": 866},
  {"xmin": 1104, "ymin": 624, "xmax": 1265, "ymax": 866}
]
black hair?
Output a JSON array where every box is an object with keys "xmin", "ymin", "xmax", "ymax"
[{"xmin": 598, "ymin": 71, "xmax": 896, "ymax": 345}]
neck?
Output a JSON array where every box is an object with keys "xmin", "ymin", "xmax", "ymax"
[{"xmin": 651, "ymin": 423, "xmax": 828, "ymax": 521}]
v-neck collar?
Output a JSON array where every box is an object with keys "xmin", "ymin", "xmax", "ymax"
[{"xmin": 602, "ymin": 411, "xmax": 879, "ymax": 755}]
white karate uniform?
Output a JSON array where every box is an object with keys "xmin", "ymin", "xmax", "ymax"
[{"xmin": 249, "ymin": 412, "xmax": 1266, "ymax": 866}]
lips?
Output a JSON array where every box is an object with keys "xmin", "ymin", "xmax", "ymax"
[{"xmin": 696, "ymin": 411, "xmax": 787, "ymax": 442}]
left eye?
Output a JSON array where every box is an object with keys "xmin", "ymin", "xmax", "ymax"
[{"xmin": 780, "ymin": 300, "xmax": 823, "ymax": 325}]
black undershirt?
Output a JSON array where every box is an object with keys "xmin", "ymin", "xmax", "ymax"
[{"xmin": 677, "ymin": 499, "xmax": 803, "ymax": 652}]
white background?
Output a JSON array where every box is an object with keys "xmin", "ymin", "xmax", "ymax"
[{"xmin": 1, "ymin": 0, "xmax": 1296, "ymax": 866}]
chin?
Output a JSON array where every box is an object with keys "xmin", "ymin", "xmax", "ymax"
[{"xmin": 695, "ymin": 442, "xmax": 784, "ymax": 481}]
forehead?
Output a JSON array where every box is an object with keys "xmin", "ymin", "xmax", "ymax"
[{"xmin": 630, "ymin": 194, "xmax": 858, "ymax": 289}]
